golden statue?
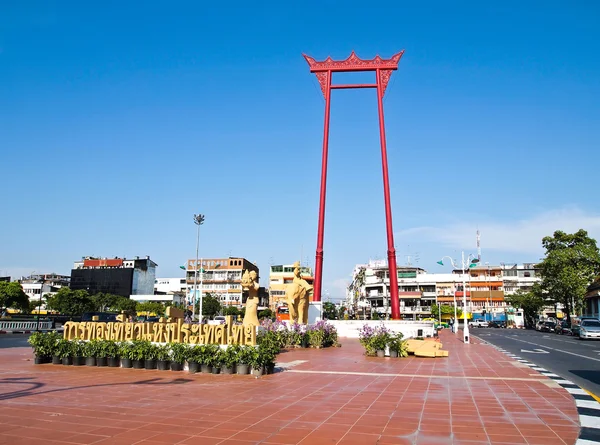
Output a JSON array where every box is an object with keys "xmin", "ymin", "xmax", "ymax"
[
  {"xmin": 286, "ymin": 261, "xmax": 313, "ymax": 324},
  {"xmin": 241, "ymin": 269, "xmax": 260, "ymax": 328}
]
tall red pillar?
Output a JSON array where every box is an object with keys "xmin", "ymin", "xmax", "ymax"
[{"xmin": 304, "ymin": 51, "xmax": 404, "ymax": 319}]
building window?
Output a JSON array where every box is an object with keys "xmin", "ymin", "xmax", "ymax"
[{"xmin": 271, "ymin": 266, "xmax": 283, "ymax": 273}]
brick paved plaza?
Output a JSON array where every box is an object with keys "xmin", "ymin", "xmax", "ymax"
[{"xmin": 0, "ymin": 331, "xmax": 580, "ymax": 445}]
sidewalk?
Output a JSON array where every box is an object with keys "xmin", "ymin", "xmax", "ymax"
[{"xmin": 0, "ymin": 330, "xmax": 580, "ymax": 445}]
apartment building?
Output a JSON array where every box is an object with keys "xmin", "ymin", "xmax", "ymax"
[
  {"xmin": 186, "ymin": 257, "xmax": 259, "ymax": 307},
  {"xmin": 347, "ymin": 260, "xmax": 541, "ymax": 320},
  {"xmin": 19, "ymin": 273, "xmax": 71, "ymax": 307},
  {"xmin": 268, "ymin": 263, "xmax": 314, "ymax": 311},
  {"xmin": 70, "ymin": 256, "xmax": 157, "ymax": 297}
]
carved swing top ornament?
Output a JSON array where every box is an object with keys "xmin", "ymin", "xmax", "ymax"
[{"xmin": 302, "ymin": 50, "xmax": 405, "ymax": 97}]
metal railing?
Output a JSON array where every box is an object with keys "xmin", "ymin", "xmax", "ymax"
[{"xmin": 0, "ymin": 320, "xmax": 53, "ymax": 332}]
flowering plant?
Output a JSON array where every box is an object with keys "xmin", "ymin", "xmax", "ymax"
[{"xmin": 359, "ymin": 323, "xmax": 392, "ymax": 356}]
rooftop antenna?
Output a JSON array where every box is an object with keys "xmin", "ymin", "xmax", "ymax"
[{"xmin": 476, "ymin": 229, "xmax": 481, "ymax": 262}]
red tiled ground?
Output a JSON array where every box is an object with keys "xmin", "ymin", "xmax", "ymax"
[{"xmin": 0, "ymin": 330, "xmax": 579, "ymax": 445}]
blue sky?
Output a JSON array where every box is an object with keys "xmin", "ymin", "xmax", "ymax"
[{"xmin": 1, "ymin": 1, "xmax": 599, "ymax": 300}]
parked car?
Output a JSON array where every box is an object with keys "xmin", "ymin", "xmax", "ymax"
[
  {"xmin": 488, "ymin": 321, "xmax": 506, "ymax": 328},
  {"xmin": 572, "ymin": 317, "xmax": 599, "ymax": 337},
  {"xmin": 535, "ymin": 320, "xmax": 545, "ymax": 331},
  {"xmin": 540, "ymin": 321, "xmax": 556, "ymax": 333},
  {"xmin": 555, "ymin": 320, "xmax": 572, "ymax": 335},
  {"xmin": 579, "ymin": 319, "xmax": 600, "ymax": 340},
  {"xmin": 469, "ymin": 319, "xmax": 488, "ymax": 328}
]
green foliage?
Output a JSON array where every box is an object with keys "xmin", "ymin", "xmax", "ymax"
[
  {"xmin": 505, "ymin": 287, "xmax": 546, "ymax": 328},
  {"xmin": 130, "ymin": 340, "xmax": 150, "ymax": 360},
  {"xmin": 82, "ymin": 340, "xmax": 99, "ymax": 358},
  {"xmin": 118, "ymin": 342, "xmax": 136, "ymax": 360},
  {"xmin": 0, "ymin": 281, "xmax": 30, "ymax": 312},
  {"xmin": 45, "ymin": 288, "xmax": 95, "ymax": 316},
  {"xmin": 537, "ymin": 229, "xmax": 600, "ymax": 320},
  {"xmin": 170, "ymin": 343, "xmax": 190, "ymax": 364},
  {"xmin": 237, "ymin": 345, "xmax": 255, "ymax": 365},
  {"xmin": 388, "ymin": 332, "xmax": 407, "ymax": 356},
  {"xmin": 258, "ymin": 308, "xmax": 274, "ymax": 319},
  {"xmin": 136, "ymin": 301, "xmax": 166, "ymax": 317},
  {"xmin": 431, "ymin": 304, "xmax": 462, "ymax": 318},
  {"xmin": 323, "ymin": 302, "xmax": 337, "ymax": 320},
  {"xmin": 155, "ymin": 344, "xmax": 171, "ymax": 361},
  {"xmin": 56, "ymin": 338, "xmax": 74, "ymax": 359},
  {"xmin": 194, "ymin": 293, "xmax": 222, "ymax": 319},
  {"xmin": 27, "ymin": 331, "xmax": 59, "ymax": 357},
  {"xmin": 222, "ymin": 344, "xmax": 241, "ymax": 368},
  {"xmin": 222, "ymin": 306, "xmax": 240, "ymax": 317}
]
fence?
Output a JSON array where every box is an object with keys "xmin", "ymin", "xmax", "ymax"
[{"xmin": 0, "ymin": 320, "xmax": 53, "ymax": 332}]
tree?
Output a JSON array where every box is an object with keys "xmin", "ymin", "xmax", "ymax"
[
  {"xmin": 91, "ymin": 293, "xmax": 121, "ymax": 312},
  {"xmin": 0, "ymin": 282, "xmax": 29, "ymax": 313},
  {"xmin": 113, "ymin": 297, "xmax": 138, "ymax": 317},
  {"xmin": 195, "ymin": 293, "xmax": 222, "ymax": 319},
  {"xmin": 223, "ymin": 306, "xmax": 240, "ymax": 317},
  {"xmin": 258, "ymin": 308, "xmax": 273, "ymax": 319},
  {"xmin": 430, "ymin": 304, "xmax": 462, "ymax": 319},
  {"xmin": 323, "ymin": 302, "xmax": 337, "ymax": 320},
  {"xmin": 45, "ymin": 287, "xmax": 95, "ymax": 316},
  {"xmin": 505, "ymin": 286, "xmax": 546, "ymax": 328},
  {"xmin": 537, "ymin": 229, "xmax": 600, "ymax": 322}
]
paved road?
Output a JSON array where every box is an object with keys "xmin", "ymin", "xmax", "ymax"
[
  {"xmin": 472, "ymin": 327, "xmax": 600, "ymax": 397},
  {"xmin": 0, "ymin": 333, "xmax": 31, "ymax": 348}
]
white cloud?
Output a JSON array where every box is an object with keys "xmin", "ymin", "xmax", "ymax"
[{"xmin": 395, "ymin": 206, "xmax": 600, "ymax": 256}]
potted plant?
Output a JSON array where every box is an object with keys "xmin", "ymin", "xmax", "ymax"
[
  {"xmin": 105, "ymin": 341, "xmax": 120, "ymax": 367},
  {"xmin": 48, "ymin": 334, "xmax": 62, "ymax": 365},
  {"xmin": 57, "ymin": 338, "xmax": 73, "ymax": 365},
  {"xmin": 249, "ymin": 348, "xmax": 263, "ymax": 376},
  {"xmin": 388, "ymin": 332, "xmax": 408, "ymax": 358},
  {"xmin": 144, "ymin": 342, "xmax": 159, "ymax": 370},
  {"xmin": 221, "ymin": 345, "xmax": 240, "ymax": 375},
  {"xmin": 201, "ymin": 345, "xmax": 218, "ymax": 374},
  {"xmin": 131, "ymin": 340, "xmax": 147, "ymax": 369},
  {"xmin": 210, "ymin": 348, "xmax": 224, "ymax": 374},
  {"xmin": 187, "ymin": 345, "xmax": 202, "ymax": 374},
  {"xmin": 156, "ymin": 344, "xmax": 171, "ymax": 371},
  {"xmin": 236, "ymin": 346, "xmax": 253, "ymax": 375},
  {"xmin": 72, "ymin": 341, "xmax": 85, "ymax": 366},
  {"xmin": 170, "ymin": 343, "xmax": 188, "ymax": 371},
  {"xmin": 119, "ymin": 342, "xmax": 135, "ymax": 368},
  {"xmin": 95, "ymin": 340, "xmax": 110, "ymax": 367},
  {"xmin": 82, "ymin": 340, "xmax": 98, "ymax": 366},
  {"xmin": 28, "ymin": 332, "xmax": 51, "ymax": 364}
]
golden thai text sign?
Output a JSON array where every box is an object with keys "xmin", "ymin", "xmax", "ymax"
[{"xmin": 63, "ymin": 320, "xmax": 256, "ymax": 346}]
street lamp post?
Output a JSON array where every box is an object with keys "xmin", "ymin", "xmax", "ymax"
[
  {"xmin": 437, "ymin": 252, "xmax": 479, "ymax": 344},
  {"xmin": 193, "ymin": 214, "xmax": 205, "ymax": 323}
]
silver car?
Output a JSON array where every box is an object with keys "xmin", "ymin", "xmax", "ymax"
[{"xmin": 579, "ymin": 319, "xmax": 600, "ymax": 340}]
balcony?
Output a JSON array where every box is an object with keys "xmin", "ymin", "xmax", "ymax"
[{"xmin": 401, "ymin": 306, "xmax": 432, "ymax": 314}]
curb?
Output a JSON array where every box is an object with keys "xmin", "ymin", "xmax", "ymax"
[{"xmin": 476, "ymin": 336, "xmax": 600, "ymax": 445}]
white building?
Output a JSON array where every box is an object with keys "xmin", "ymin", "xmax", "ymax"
[
  {"xmin": 347, "ymin": 260, "xmax": 542, "ymax": 320},
  {"xmin": 154, "ymin": 278, "xmax": 187, "ymax": 295},
  {"xmin": 19, "ymin": 273, "xmax": 70, "ymax": 308}
]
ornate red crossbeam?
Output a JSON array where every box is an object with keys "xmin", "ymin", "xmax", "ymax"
[
  {"xmin": 303, "ymin": 50, "xmax": 405, "ymax": 320},
  {"xmin": 303, "ymin": 50, "xmax": 404, "ymax": 97}
]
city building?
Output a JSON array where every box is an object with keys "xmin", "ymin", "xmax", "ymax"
[
  {"xmin": 186, "ymin": 257, "xmax": 259, "ymax": 307},
  {"xmin": 70, "ymin": 256, "xmax": 157, "ymax": 297},
  {"xmin": 268, "ymin": 263, "xmax": 314, "ymax": 311},
  {"xmin": 19, "ymin": 273, "xmax": 71, "ymax": 307},
  {"xmin": 346, "ymin": 259, "xmax": 542, "ymax": 320},
  {"xmin": 154, "ymin": 278, "xmax": 187, "ymax": 295},
  {"xmin": 584, "ymin": 277, "xmax": 600, "ymax": 318}
]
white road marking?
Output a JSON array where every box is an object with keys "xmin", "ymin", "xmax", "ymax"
[
  {"xmin": 580, "ymin": 414, "xmax": 600, "ymax": 428},
  {"xmin": 507, "ymin": 338, "xmax": 600, "ymax": 363},
  {"xmin": 566, "ymin": 387, "xmax": 589, "ymax": 395},
  {"xmin": 576, "ymin": 399, "xmax": 600, "ymax": 409},
  {"xmin": 521, "ymin": 348, "xmax": 549, "ymax": 354}
]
